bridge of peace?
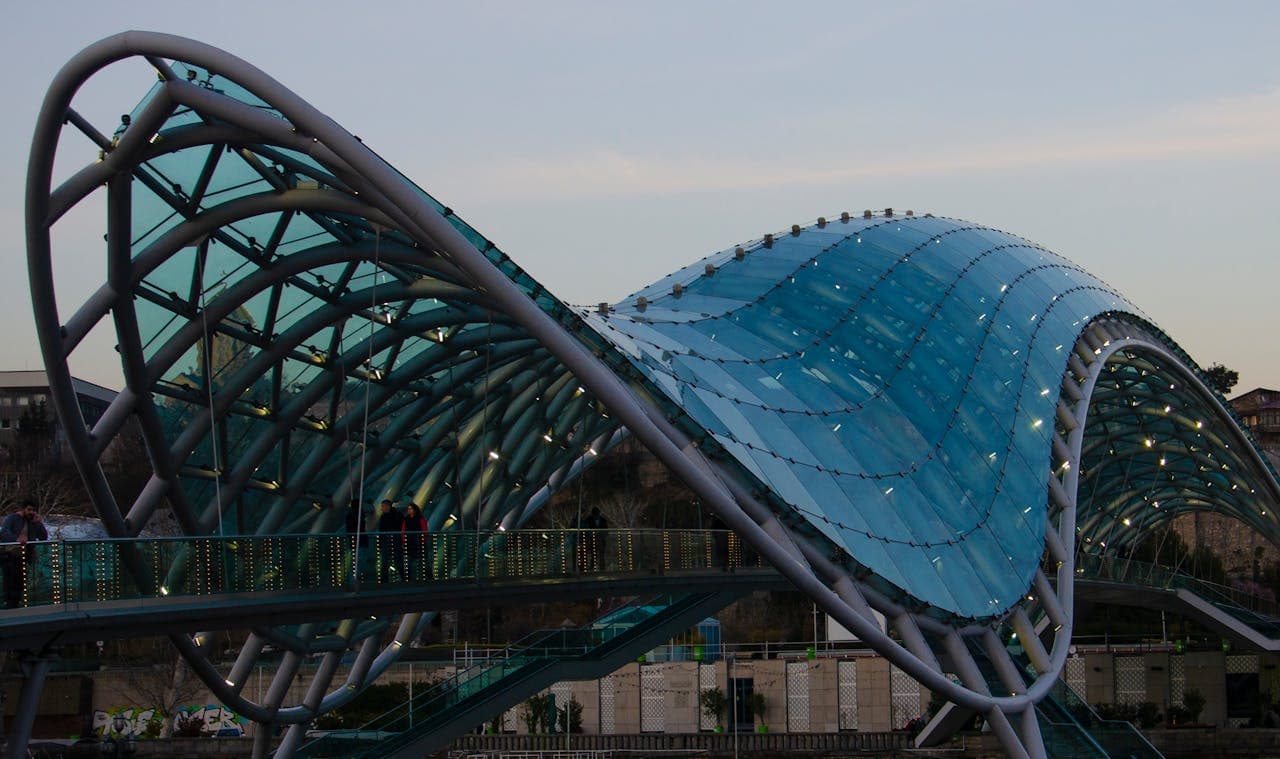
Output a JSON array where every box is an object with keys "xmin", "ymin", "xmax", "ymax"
[{"xmin": 8, "ymin": 30, "xmax": 1280, "ymax": 759}]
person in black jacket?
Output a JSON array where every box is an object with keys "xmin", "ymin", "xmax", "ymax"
[
  {"xmin": 1, "ymin": 501, "xmax": 48, "ymax": 608},
  {"xmin": 401, "ymin": 503, "xmax": 430, "ymax": 581},
  {"xmin": 579, "ymin": 507, "xmax": 608, "ymax": 572},
  {"xmin": 376, "ymin": 500, "xmax": 404, "ymax": 583}
]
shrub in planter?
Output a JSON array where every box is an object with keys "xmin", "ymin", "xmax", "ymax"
[
  {"xmin": 745, "ymin": 692, "xmax": 767, "ymax": 731},
  {"xmin": 1183, "ymin": 688, "xmax": 1206, "ymax": 724},
  {"xmin": 557, "ymin": 697, "xmax": 583, "ymax": 734},
  {"xmin": 1135, "ymin": 701, "xmax": 1162, "ymax": 730},
  {"xmin": 699, "ymin": 687, "xmax": 728, "ymax": 732}
]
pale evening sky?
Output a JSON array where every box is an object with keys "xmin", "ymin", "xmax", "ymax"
[{"xmin": 2, "ymin": 2, "xmax": 1277, "ymax": 392}]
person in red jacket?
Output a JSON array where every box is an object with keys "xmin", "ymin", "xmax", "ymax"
[{"xmin": 401, "ymin": 503, "xmax": 430, "ymax": 581}]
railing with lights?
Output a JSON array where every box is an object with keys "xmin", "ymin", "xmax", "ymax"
[
  {"xmin": 1075, "ymin": 553, "xmax": 1280, "ymax": 619},
  {"xmin": 2, "ymin": 529, "xmax": 761, "ymax": 610}
]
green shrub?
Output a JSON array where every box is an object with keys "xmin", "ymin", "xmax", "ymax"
[
  {"xmin": 556, "ymin": 697, "xmax": 583, "ymax": 734},
  {"xmin": 1135, "ymin": 701, "xmax": 1162, "ymax": 729},
  {"xmin": 522, "ymin": 693, "xmax": 554, "ymax": 733},
  {"xmin": 1183, "ymin": 688, "xmax": 1206, "ymax": 723},
  {"xmin": 699, "ymin": 687, "xmax": 727, "ymax": 728}
]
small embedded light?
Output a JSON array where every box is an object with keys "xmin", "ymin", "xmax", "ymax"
[
  {"xmin": 543, "ymin": 434, "xmax": 553, "ymax": 443},
  {"xmin": 1040, "ymin": 388, "xmax": 1050, "ymax": 396},
  {"xmin": 588, "ymin": 447, "xmax": 598, "ymax": 456},
  {"xmin": 159, "ymin": 585, "xmax": 170, "ymax": 596},
  {"xmin": 1144, "ymin": 439, "xmax": 1154, "ymax": 448},
  {"xmin": 488, "ymin": 451, "xmax": 500, "ymax": 461},
  {"xmin": 225, "ymin": 679, "xmax": 236, "ymax": 687},
  {"xmin": 832, "ymin": 423, "xmax": 842, "ymax": 432},
  {"xmin": 393, "ymin": 641, "xmax": 403, "ymax": 648},
  {"xmin": 1122, "ymin": 518, "xmax": 1131, "ymax": 527},
  {"xmin": 884, "ymin": 487, "xmax": 894, "ymax": 495},
  {"xmin": 1033, "ymin": 419, "xmax": 1043, "ymax": 428}
]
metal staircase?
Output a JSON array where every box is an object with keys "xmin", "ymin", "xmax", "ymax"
[{"xmin": 293, "ymin": 590, "xmax": 741, "ymax": 759}]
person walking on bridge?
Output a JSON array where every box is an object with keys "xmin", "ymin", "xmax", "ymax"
[
  {"xmin": 1, "ymin": 501, "xmax": 48, "ymax": 608},
  {"xmin": 376, "ymin": 500, "xmax": 403, "ymax": 584},
  {"xmin": 401, "ymin": 503, "xmax": 430, "ymax": 581}
]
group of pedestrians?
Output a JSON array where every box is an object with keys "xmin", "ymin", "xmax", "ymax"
[{"xmin": 369, "ymin": 499, "xmax": 432, "ymax": 584}]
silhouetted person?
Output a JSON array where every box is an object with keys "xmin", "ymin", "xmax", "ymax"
[
  {"xmin": 376, "ymin": 500, "xmax": 404, "ymax": 583},
  {"xmin": 708, "ymin": 513, "xmax": 730, "ymax": 570},
  {"xmin": 1, "ymin": 501, "xmax": 48, "ymax": 608},
  {"xmin": 580, "ymin": 507, "xmax": 608, "ymax": 572},
  {"xmin": 401, "ymin": 503, "xmax": 430, "ymax": 580}
]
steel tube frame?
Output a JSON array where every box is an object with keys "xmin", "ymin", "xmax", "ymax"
[{"xmin": 25, "ymin": 32, "xmax": 1280, "ymax": 758}]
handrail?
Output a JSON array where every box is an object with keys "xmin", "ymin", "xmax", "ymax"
[
  {"xmin": 0, "ymin": 528, "xmax": 758, "ymax": 610},
  {"xmin": 1076, "ymin": 554, "xmax": 1280, "ymax": 619}
]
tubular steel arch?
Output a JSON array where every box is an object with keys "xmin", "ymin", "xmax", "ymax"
[{"xmin": 24, "ymin": 31, "xmax": 1280, "ymax": 759}]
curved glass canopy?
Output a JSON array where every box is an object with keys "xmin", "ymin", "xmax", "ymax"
[
  {"xmin": 73, "ymin": 66, "xmax": 623, "ymax": 543},
  {"xmin": 580, "ymin": 218, "xmax": 1280, "ymax": 618},
  {"xmin": 29, "ymin": 34, "xmax": 1280, "ymax": 756},
  {"xmin": 583, "ymin": 216, "xmax": 1144, "ymax": 617},
  {"xmin": 59, "ymin": 61, "xmax": 1280, "ymax": 618}
]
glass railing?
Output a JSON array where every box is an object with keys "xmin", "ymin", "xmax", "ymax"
[
  {"xmin": 1036, "ymin": 715, "xmax": 1107, "ymax": 759},
  {"xmin": 1076, "ymin": 554, "xmax": 1280, "ymax": 637},
  {"xmin": 298, "ymin": 593, "xmax": 694, "ymax": 758},
  {"xmin": 1044, "ymin": 678, "xmax": 1163, "ymax": 759},
  {"xmin": 0, "ymin": 529, "xmax": 763, "ymax": 611}
]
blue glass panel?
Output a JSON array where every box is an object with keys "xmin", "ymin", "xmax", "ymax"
[{"xmin": 594, "ymin": 217, "xmax": 1155, "ymax": 618}]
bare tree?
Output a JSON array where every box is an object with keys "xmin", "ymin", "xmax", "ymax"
[
  {"xmin": 119, "ymin": 640, "xmax": 207, "ymax": 738},
  {"xmin": 594, "ymin": 491, "xmax": 651, "ymax": 529}
]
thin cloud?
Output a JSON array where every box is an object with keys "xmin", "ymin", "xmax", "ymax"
[{"xmin": 441, "ymin": 87, "xmax": 1280, "ymax": 202}]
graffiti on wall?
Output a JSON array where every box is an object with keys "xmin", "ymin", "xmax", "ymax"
[{"xmin": 92, "ymin": 705, "xmax": 246, "ymax": 736}]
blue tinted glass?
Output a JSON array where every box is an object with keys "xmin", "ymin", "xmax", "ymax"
[{"xmin": 592, "ymin": 216, "xmax": 1156, "ymax": 618}]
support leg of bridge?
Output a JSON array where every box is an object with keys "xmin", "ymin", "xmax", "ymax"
[
  {"xmin": 253, "ymin": 721, "xmax": 274, "ymax": 759},
  {"xmin": 4, "ymin": 652, "xmax": 53, "ymax": 759},
  {"xmin": 985, "ymin": 707, "xmax": 1031, "ymax": 759}
]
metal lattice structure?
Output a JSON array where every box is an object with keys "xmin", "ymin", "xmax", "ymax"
[{"xmin": 23, "ymin": 31, "xmax": 1280, "ymax": 759}]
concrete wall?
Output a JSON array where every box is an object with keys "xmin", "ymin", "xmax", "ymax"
[
  {"xmin": 856, "ymin": 655, "xmax": 891, "ymax": 731},
  {"xmin": 1084, "ymin": 652, "xmax": 1115, "ymax": 706},
  {"xmin": 1185, "ymin": 651, "xmax": 1227, "ymax": 726},
  {"xmin": 21, "ymin": 647, "xmax": 1270, "ymax": 741}
]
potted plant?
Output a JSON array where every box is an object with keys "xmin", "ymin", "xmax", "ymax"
[
  {"xmin": 746, "ymin": 692, "xmax": 768, "ymax": 733},
  {"xmin": 699, "ymin": 687, "xmax": 728, "ymax": 732},
  {"xmin": 1183, "ymin": 688, "xmax": 1206, "ymax": 725}
]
